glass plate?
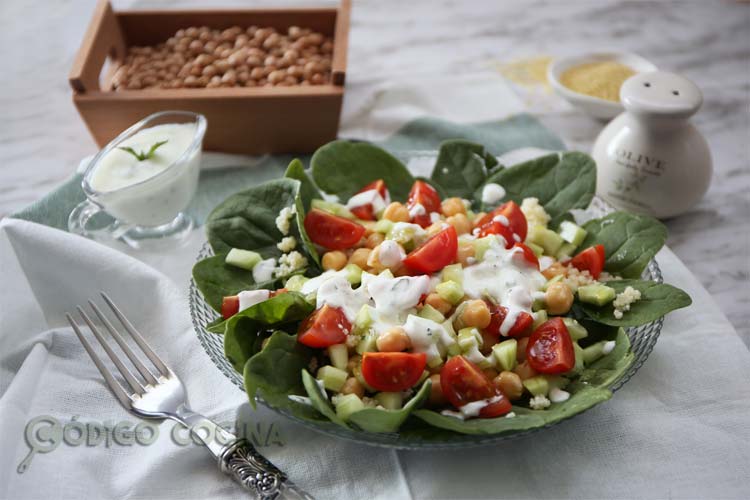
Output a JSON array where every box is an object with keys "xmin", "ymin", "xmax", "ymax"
[{"xmin": 189, "ymin": 196, "xmax": 664, "ymax": 449}]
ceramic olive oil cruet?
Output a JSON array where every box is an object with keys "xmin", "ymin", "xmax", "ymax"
[{"xmin": 592, "ymin": 71, "xmax": 712, "ymax": 218}]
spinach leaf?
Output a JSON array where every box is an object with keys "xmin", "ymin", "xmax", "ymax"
[
  {"xmin": 301, "ymin": 369, "xmax": 348, "ymax": 427},
  {"xmin": 192, "ymin": 254, "xmax": 278, "ymax": 312},
  {"xmin": 413, "ymin": 386, "xmax": 611, "ymax": 435},
  {"xmin": 206, "ymin": 178, "xmax": 300, "ymax": 254},
  {"xmin": 477, "ymin": 152, "xmax": 596, "ymax": 227},
  {"xmin": 212, "ymin": 290, "xmax": 314, "ymax": 335},
  {"xmin": 568, "ymin": 328, "xmax": 634, "ymax": 390},
  {"xmin": 284, "ymin": 158, "xmax": 321, "ymax": 211},
  {"xmin": 580, "ymin": 211, "xmax": 667, "ymax": 278},
  {"xmin": 577, "ymin": 279, "xmax": 691, "ymax": 327},
  {"xmin": 349, "ymin": 380, "xmax": 432, "ymax": 433},
  {"xmin": 311, "ymin": 140, "xmax": 415, "ymax": 202},
  {"xmin": 430, "ymin": 140, "xmax": 494, "ymax": 200},
  {"xmin": 243, "ymin": 330, "xmax": 313, "ymax": 410},
  {"xmin": 292, "ymin": 179, "xmax": 321, "ymax": 269}
]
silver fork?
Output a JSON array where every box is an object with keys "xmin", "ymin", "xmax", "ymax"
[{"xmin": 66, "ymin": 292, "xmax": 313, "ymax": 500}]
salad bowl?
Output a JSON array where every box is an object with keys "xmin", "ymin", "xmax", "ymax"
[{"xmin": 188, "ymin": 145, "xmax": 679, "ymax": 449}]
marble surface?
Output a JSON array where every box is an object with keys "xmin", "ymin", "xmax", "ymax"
[{"xmin": 1, "ymin": 0, "xmax": 748, "ymax": 346}]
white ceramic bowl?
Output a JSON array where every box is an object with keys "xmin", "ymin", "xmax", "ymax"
[{"xmin": 548, "ymin": 52, "xmax": 658, "ymax": 120}]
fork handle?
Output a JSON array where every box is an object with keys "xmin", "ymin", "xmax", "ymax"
[
  {"xmin": 174, "ymin": 406, "xmax": 314, "ymax": 499},
  {"xmin": 220, "ymin": 439, "xmax": 315, "ymax": 500}
]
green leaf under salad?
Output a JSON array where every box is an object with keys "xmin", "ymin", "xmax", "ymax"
[
  {"xmin": 429, "ymin": 140, "xmax": 497, "ymax": 201},
  {"xmin": 477, "ymin": 152, "xmax": 596, "ymax": 227},
  {"xmin": 311, "ymin": 140, "xmax": 415, "ymax": 202},
  {"xmin": 284, "ymin": 158, "xmax": 322, "ymax": 212},
  {"xmin": 579, "ymin": 212, "xmax": 668, "ymax": 279},
  {"xmin": 577, "ymin": 280, "xmax": 692, "ymax": 327}
]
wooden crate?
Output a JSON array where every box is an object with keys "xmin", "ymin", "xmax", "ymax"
[{"xmin": 69, "ymin": 0, "xmax": 350, "ymax": 155}]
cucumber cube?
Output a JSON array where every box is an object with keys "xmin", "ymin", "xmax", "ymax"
[
  {"xmin": 578, "ymin": 284, "xmax": 617, "ymax": 306},
  {"xmin": 375, "ymin": 392, "xmax": 403, "ymax": 410},
  {"xmin": 562, "ymin": 318, "xmax": 588, "ymax": 341},
  {"xmin": 343, "ymin": 263, "xmax": 363, "ymax": 285},
  {"xmin": 527, "ymin": 226, "xmax": 564, "ymax": 256},
  {"xmin": 355, "ymin": 333, "xmax": 378, "ymax": 355},
  {"xmin": 418, "ymin": 304, "xmax": 445, "ymax": 323},
  {"xmin": 374, "ymin": 219, "xmax": 394, "ymax": 234},
  {"xmin": 492, "ymin": 339, "xmax": 518, "ymax": 371},
  {"xmin": 378, "ymin": 269, "xmax": 395, "ymax": 279},
  {"xmin": 532, "ymin": 310, "xmax": 548, "ymax": 330},
  {"xmin": 526, "ymin": 242, "xmax": 544, "ymax": 257},
  {"xmin": 334, "ymin": 393, "xmax": 365, "ymax": 420},
  {"xmin": 544, "ymin": 375, "xmax": 569, "ymax": 391},
  {"xmin": 458, "ymin": 327, "xmax": 483, "ymax": 349},
  {"xmin": 542, "ymin": 274, "xmax": 564, "ymax": 291},
  {"xmin": 523, "ymin": 376, "xmax": 549, "ymax": 396},
  {"xmin": 558, "ymin": 221, "xmax": 588, "ymax": 246},
  {"xmin": 441, "ymin": 263, "xmax": 464, "ymax": 284},
  {"xmin": 225, "ymin": 248, "xmax": 262, "ymax": 270},
  {"xmin": 442, "ymin": 320, "xmax": 462, "ymax": 356},
  {"xmin": 354, "ymin": 305, "xmax": 373, "ymax": 332},
  {"xmin": 353, "ymin": 364, "xmax": 376, "ymax": 392},
  {"xmin": 473, "ymin": 236, "xmax": 495, "ymax": 260},
  {"xmin": 436, "ymin": 280, "xmax": 464, "ymax": 305},
  {"xmin": 327, "ymin": 344, "xmax": 349, "ymax": 371},
  {"xmin": 556, "ymin": 242, "xmax": 578, "ymax": 260},
  {"xmin": 284, "ymin": 274, "xmax": 309, "ymax": 292},
  {"xmin": 317, "ymin": 365, "xmax": 348, "ymax": 392},
  {"xmin": 311, "ymin": 199, "xmax": 356, "ymax": 219},
  {"xmin": 582, "ymin": 341, "xmax": 609, "ymax": 365}
]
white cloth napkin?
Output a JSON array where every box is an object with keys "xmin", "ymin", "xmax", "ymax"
[{"xmin": 2, "ymin": 73, "xmax": 750, "ymax": 500}]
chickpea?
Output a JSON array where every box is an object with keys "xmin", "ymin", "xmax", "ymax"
[
  {"xmin": 446, "ymin": 213, "xmax": 471, "ymax": 235},
  {"xmin": 382, "ymin": 202, "xmax": 410, "ymax": 223},
  {"xmin": 340, "ymin": 377, "xmax": 365, "ymax": 398},
  {"xmin": 188, "ymin": 40, "xmax": 204, "ymax": 55},
  {"xmin": 513, "ymin": 360, "xmax": 537, "ymax": 380},
  {"xmin": 425, "ymin": 222, "xmax": 444, "ymax": 238},
  {"xmin": 250, "ymin": 67, "xmax": 264, "ymax": 80},
  {"xmin": 493, "ymin": 371, "xmax": 524, "ymax": 400},
  {"xmin": 365, "ymin": 247, "xmax": 386, "ymax": 273},
  {"xmin": 348, "ymin": 248, "xmax": 371, "ymax": 269},
  {"xmin": 428, "ymin": 374, "xmax": 447, "ymax": 406},
  {"xmin": 542, "ymin": 262, "xmax": 567, "ymax": 280},
  {"xmin": 458, "ymin": 300, "xmax": 491, "ymax": 329},
  {"xmin": 456, "ymin": 241, "xmax": 475, "ymax": 267},
  {"xmin": 516, "ymin": 337, "xmax": 529, "ymax": 362},
  {"xmin": 365, "ymin": 232, "xmax": 385, "ymax": 249},
  {"xmin": 376, "ymin": 327, "xmax": 411, "ymax": 352},
  {"xmin": 310, "ymin": 73, "xmax": 326, "ymax": 85},
  {"xmin": 288, "ymin": 26, "xmax": 303, "ymax": 40},
  {"xmin": 321, "ymin": 40, "xmax": 334, "ymax": 54},
  {"xmin": 441, "ymin": 197, "xmax": 467, "ymax": 217},
  {"xmin": 425, "ymin": 293, "xmax": 452, "ymax": 315},
  {"xmin": 346, "ymin": 354, "xmax": 362, "ymax": 373},
  {"xmin": 307, "ymin": 32, "xmax": 324, "ymax": 45},
  {"xmin": 321, "ymin": 250, "xmax": 347, "ymax": 271},
  {"xmin": 545, "ymin": 282, "xmax": 574, "ymax": 315},
  {"xmin": 268, "ymin": 70, "xmax": 286, "ymax": 85}
]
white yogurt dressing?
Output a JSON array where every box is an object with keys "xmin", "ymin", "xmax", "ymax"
[
  {"xmin": 402, "ymin": 314, "xmax": 454, "ymax": 364},
  {"xmin": 362, "ymin": 273, "xmax": 431, "ymax": 318},
  {"xmin": 462, "ymin": 236, "xmax": 546, "ymax": 336},
  {"xmin": 408, "ymin": 203, "xmax": 426, "ymax": 218},
  {"xmin": 238, "ymin": 290, "xmax": 270, "ymax": 312},
  {"xmin": 316, "ymin": 275, "xmax": 369, "ymax": 322},
  {"xmin": 346, "ymin": 189, "xmax": 390, "ymax": 213},
  {"xmin": 253, "ymin": 258, "xmax": 277, "ymax": 283},
  {"xmin": 481, "ymin": 183, "xmax": 506, "ymax": 205},
  {"xmin": 440, "ymin": 395, "xmax": 505, "ymax": 420},
  {"xmin": 378, "ymin": 240, "xmax": 406, "ymax": 267},
  {"xmin": 87, "ymin": 122, "xmax": 201, "ymax": 226},
  {"xmin": 90, "ymin": 123, "xmax": 197, "ymax": 192}
]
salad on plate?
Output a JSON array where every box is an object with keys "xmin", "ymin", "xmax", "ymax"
[{"xmin": 192, "ymin": 140, "xmax": 691, "ymax": 435}]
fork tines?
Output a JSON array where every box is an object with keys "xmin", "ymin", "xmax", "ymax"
[{"xmin": 66, "ymin": 292, "xmax": 169, "ymax": 408}]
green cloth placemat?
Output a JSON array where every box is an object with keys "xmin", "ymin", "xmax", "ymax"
[{"xmin": 12, "ymin": 115, "xmax": 564, "ymax": 230}]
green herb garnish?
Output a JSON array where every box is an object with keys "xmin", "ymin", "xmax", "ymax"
[{"xmin": 118, "ymin": 140, "xmax": 168, "ymax": 161}]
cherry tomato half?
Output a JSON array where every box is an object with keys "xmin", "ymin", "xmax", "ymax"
[
  {"xmin": 298, "ymin": 305, "xmax": 351, "ymax": 348},
  {"xmin": 440, "ymin": 356, "xmax": 511, "ymax": 418},
  {"xmin": 526, "ymin": 317, "xmax": 575, "ymax": 374},
  {"xmin": 569, "ymin": 244, "xmax": 606, "ymax": 279},
  {"xmin": 475, "ymin": 201, "xmax": 527, "ymax": 242},
  {"xmin": 350, "ymin": 179, "xmax": 389, "ymax": 221},
  {"xmin": 511, "ymin": 243, "xmax": 540, "ymax": 269},
  {"xmin": 361, "ymin": 352, "xmax": 427, "ymax": 392},
  {"xmin": 304, "ymin": 209, "xmax": 366, "ymax": 250},
  {"xmin": 402, "ymin": 225, "xmax": 458, "ymax": 274},
  {"xmin": 221, "ymin": 295, "xmax": 239, "ymax": 319},
  {"xmin": 485, "ymin": 303, "xmax": 534, "ymax": 338},
  {"xmin": 407, "ymin": 180, "xmax": 441, "ymax": 227}
]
